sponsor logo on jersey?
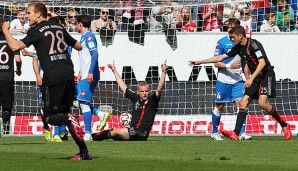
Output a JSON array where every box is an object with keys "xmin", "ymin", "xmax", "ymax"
[
  {"xmin": 88, "ymin": 41, "xmax": 95, "ymax": 49},
  {"xmin": 255, "ymin": 50, "xmax": 262, "ymax": 58},
  {"xmin": 80, "ymin": 91, "xmax": 86, "ymax": 97},
  {"xmin": 214, "ymin": 42, "xmax": 219, "ymax": 55}
]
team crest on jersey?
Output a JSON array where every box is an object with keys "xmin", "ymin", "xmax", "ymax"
[
  {"xmin": 80, "ymin": 91, "xmax": 86, "ymax": 97},
  {"xmin": 134, "ymin": 101, "xmax": 141, "ymax": 110}
]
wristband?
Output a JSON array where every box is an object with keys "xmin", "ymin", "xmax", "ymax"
[{"xmin": 226, "ymin": 64, "xmax": 231, "ymax": 68}]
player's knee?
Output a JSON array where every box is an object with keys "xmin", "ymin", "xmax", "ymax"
[
  {"xmin": 215, "ymin": 104, "xmax": 224, "ymax": 111},
  {"xmin": 239, "ymin": 99, "xmax": 248, "ymax": 109},
  {"xmin": 79, "ymin": 102, "xmax": 91, "ymax": 113},
  {"xmin": 73, "ymin": 100, "xmax": 80, "ymax": 108},
  {"xmin": 213, "ymin": 107, "xmax": 222, "ymax": 116},
  {"xmin": 258, "ymin": 100, "xmax": 268, "ymax": 109},
  {"xmin": 44, "ymin": 117, "xmax": 49, "ymax": 123},
  {"xmin": 1, "ymin": 110, "xmax": 12, "ymax": 122}
]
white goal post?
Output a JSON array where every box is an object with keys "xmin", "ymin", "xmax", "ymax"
[{"xmin": 8, "ymin": 32, "xmax": 298, "ymax": 136}]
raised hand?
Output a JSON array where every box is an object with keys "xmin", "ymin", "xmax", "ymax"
[
  {"xmin": 161, "ymin": 60, "xmax": 168, "ymax": 73},
  {"xmin": 107, "ymin": 60, "xmax": 116, "ymax": 72},
  {"xmin": 2, "ymin": 21, "xmax": 10, "ymax": 31}
]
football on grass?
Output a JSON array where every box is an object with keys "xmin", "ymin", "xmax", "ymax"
[{"xmin": 120, "ymin": 113, "xmax": 132, "ymax": 128}]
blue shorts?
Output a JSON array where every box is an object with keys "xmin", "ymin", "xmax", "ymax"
[
  {"xmin": 76, "ymin": 78, "xmax": 99, "ymax": 102},
  {"xmin": 215, "ymin": 80, "xmax": 244, "ymax": 103}
]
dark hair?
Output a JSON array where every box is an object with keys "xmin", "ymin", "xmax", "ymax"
[
  {"xmin": 18, "ymin": 8, "xmax": 26, "ymax": 14},
  {"xmin": 229, "ymin": 25, "xmax": 246, "ymax": 37},
  {"xmin": 29, "ymin": 2, "xmax": 47, "ymax": 18},
  {"xmin": 278, "ymin": 0, "xmax": 289, "ymax": 11},
  {"xmin": 76, "ymin": 15, "xmax": 91, "ymax": 28},
  {"xmin": 48, "ymin": 16, "xmax": 59, "ymax": 23},
  {"xmin": 56, "ymin": 16, "xmax": 66, "ymax": 26},
  {"xmin": 228, "ymin": 18, "xmax": 240, "ymax": 26},
  {"xmin": 0, "ymin": 17, "xmax": 8, "ymax": 34},
  {"xmin": 266, "ymin": 13, "xmax": 276, "ymax": 20}
]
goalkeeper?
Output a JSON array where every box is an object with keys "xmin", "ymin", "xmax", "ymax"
[
  {"xmin": 92, "ymin": 60, "xmax": 168, "ymax": 141},
  {"xmin": 189, "ymin": 26, "xmax": 292, "ymax": 141}
]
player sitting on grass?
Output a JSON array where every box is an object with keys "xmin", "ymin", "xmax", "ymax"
[{"xmin": 92, "ymin": 60, "xmax": 168, "ymax": 141}]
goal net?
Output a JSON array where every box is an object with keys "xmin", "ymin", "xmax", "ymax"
[{"xmin": 1, "ymin": 0, "xmax": 297, "ymax": 136}]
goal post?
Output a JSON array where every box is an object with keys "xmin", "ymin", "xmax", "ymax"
[
  {"xmin": 8, "ymin": 32, "xmax": 298, "ymax": 136},
  {"xmin": 0, "ymin": 0, "xmax": 297, "ymax": 136}
]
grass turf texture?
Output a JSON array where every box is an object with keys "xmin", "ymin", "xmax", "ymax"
[{"xmin": 0, "ymin": 136, "xmax": 297, "ymax": 171}]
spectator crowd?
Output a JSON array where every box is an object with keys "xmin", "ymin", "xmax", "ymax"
[{"xmin": 2, "ymin": 0, "xmax": 298, "ymax": 36}]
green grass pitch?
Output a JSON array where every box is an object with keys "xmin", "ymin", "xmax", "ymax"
[{"xmin": 0, "ymin": 136, "xmax": 297, "ymax": 171}]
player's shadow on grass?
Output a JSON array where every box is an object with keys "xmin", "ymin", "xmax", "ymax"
[
  {"xmin": 57, "ymin": 156, "xmax": 99, "ymax": 160},
  {"xmin": 0, "ymin": 142, "xmax": 45, "ymax": 145}
]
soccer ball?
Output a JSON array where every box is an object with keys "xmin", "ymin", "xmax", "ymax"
[{"xmin": 120, "ymin": 113, "xmax": 132, "ymax": 128}]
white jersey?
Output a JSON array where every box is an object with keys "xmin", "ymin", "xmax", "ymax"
[
  {"xmin": 10, "ymin": 19, "xmax": 30, "ymax": 31},
  {"xmin": 240, "ymin": 18, "xmax": 252, "ymax": 38},
  {"xmin": 217, "ymin": 55, "xmax": 243, "ymax": 84},
  {"xmin": 78, "ymin": 31, "xmax": 99, "ymax": 79},
  {"xmin": 215, "ymin": 36, "xmax": 243, "ymax": 84}
]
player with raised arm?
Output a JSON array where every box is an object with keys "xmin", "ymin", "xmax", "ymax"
[
  {"xmin": 211, "ymin": 18, "xmax": 251, "ymax": 141},
  {"xmin": 2, "ymin": 2, "xmax": 92, "ymax": 159},
  {"xmin": 189, "ymin": 25, "xmax": 292, "ymax": 141},
  {"xmin": 91, "ymin": 60, "xmax": 168, "ymax": 141},
  {"xmin": 0, "ymin": 17, "xmax": 22, "ymax": 135},
  {"xmin": 76, "ymin": 15, "xmax": 110, "ymax": 142}
]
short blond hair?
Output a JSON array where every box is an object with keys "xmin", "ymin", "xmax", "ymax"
[
  {"xmin": 138, "ymin": 82, "xmax": 150, "ymax": 91},
  {"xmin": 68, "ymin": 9, "xmax": 78, "ymax": 17}
]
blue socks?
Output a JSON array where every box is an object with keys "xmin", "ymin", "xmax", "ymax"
[
  {"xmin": 212, "ymin": 108, "xmax": 222, "ymax": 133},
  {"xmin": 80, "ymin": 101, "xmax": 92, "ymax": 134},
  {"xmin": 53, "ymin": 125, "xmax": 67, "ymax": 136}
]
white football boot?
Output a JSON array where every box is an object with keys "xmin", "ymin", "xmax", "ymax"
[
  {"xmin": 239, "ymin": 133, "xmax": 252, "ymax": 140},
  {"xmin": 83, "ymin": 133, "xmax": 92, "ymax": 142},
  {"xmin": 211, "ymin": 133, "xmax": 224, "ymax": 141}
]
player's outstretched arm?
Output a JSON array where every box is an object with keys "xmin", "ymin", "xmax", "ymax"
[
  {"xmin": 108, "ymin": 60, "xmax": 127, "ymax": 93},
  {"xmin": 215, "ymin": 61, "xmax": 241, "ymax": 69},
  {"xmin": 188, "ymin": 54, "xmax": 229, "ymax": 67},
  {"xmin": 73, "ymin": 41, "xmax": 82, "ymax": 51},
  {"xmin": 2, "ymin": 21, "xmax": 26, "ymax": 51},
  {"xmin": 156, "ymin": 60, "xmax": 168, "ymax": 98}
]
